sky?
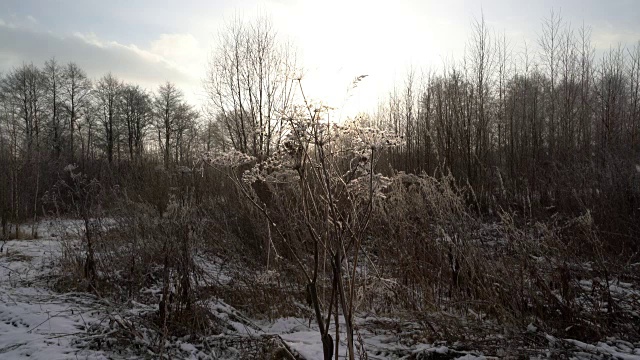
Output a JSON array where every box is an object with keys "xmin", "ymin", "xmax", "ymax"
[{"xmin": 1, "ymin": 0, "xmax": 639, "ymax": 117}]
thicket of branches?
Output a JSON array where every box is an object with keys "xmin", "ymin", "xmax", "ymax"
[
  {"xmin": 0, "ymin": 59, "xmax": 203, "ymax": 230},
  {"xmin": 375, "ymin": 13, "xmax": 640, "ymax": 244}
]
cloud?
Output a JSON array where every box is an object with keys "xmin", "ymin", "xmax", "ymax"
[
  {"xmin": 149, "ymin": 33, "xmax": 205, "ymax": 78},
  {"xmin": 0, "ymin": 17, "xmax": 17, "ymax": 30},
  {"xmin": 592, "ymin": 28, "xmax": 640, "ymax": 50},
  {"xmin": 0, "ymin": 14, "xmax": 40, "ymax": 31},
  {"xmin": 0, "ymin": 19, "xmax": 203, "ymax": 104}
]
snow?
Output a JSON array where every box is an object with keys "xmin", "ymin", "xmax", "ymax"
[
  {"xmin": 259, "ymin": 317, "xmax": 342, "ymax": 359},
  {"xmin": 0, "ymin": 231, "xmax": 108, "ymax": 359},
  {"xmin": 565, "ymin": 339, "xmax": 640, "ymax": 360}
]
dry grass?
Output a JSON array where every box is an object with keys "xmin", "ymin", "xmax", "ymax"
[
  {"xmin": 360, "ymin": 172, "xmax": 640, "ymax": 342},
  {"xmin": 52, "ymin": 169, "xmax": 640, "ymax": 349}
]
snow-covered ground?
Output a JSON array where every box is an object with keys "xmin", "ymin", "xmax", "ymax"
[
  {"xmin": 0, "ymin": 223, "xmax": 109, "ymax": 359},
  {"xmin": 2, "ymin": 220, "xmax": 640, "ymax": 359}
]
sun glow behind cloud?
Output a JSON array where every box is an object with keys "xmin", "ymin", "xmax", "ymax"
[{"xmin": 267, "ymin": 0, "xmax": 458, "ymax": 118}]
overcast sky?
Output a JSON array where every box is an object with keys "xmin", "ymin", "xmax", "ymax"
[{"xmin": 1, "ymin": 0, "xmax": 639, "ymax": 115}]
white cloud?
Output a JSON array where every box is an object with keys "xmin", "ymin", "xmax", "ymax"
[
  {"xmin": 72, "ymin": 31, "xmax": 169, "ymax": 67},
  {"xmin": 72, "ymin": 32, "xmax": 106, "ymax": 48},
  {"xmin": 592, "ymin": 27, "xmax": 640, "ymax": 50},
  {"xmin": 0, "ymin": 18, "xmax": 16, "ymax": 29},
  {"xmin": 149, "ymin": 33, "xmax": 205, "ymax": 78},
  {"xmin": 0, "ymin": 21, "xmax": 204, "ymax": 105},
  {"xmin": 0, "ymin": 14, "xmax": 40, "ymax": 31},
  {"xmin": 150, "ymin": 34, "xmax": 199, "ymax": 63}
]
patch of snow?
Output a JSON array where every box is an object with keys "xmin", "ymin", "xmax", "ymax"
[{"xmin": 0, "ymin": 237, "xmax": 109, "ymax": 359}]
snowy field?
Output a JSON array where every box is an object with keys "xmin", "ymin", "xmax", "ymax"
[
  {"xmin": 1, "ymin": 220, "xmax": 640, "ymax": 359},
  {"xmin": 0, "ymin": 222, "xmax": 110, "ymax": 359}
]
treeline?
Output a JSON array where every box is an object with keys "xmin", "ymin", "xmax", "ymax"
[
  {"xmin": 0, "ymin": 59, "xmax": 207, "ymax": 226},
  {"xmin": 373, "ymin": 14, "xmax": 640, "ymax": 242},
  {"xmin": 1, "ymin": 13, "xmax": 639, "ymax": 244}
]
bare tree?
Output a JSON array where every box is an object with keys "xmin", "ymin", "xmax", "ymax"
[
  {"xmin": 43, "ymin": 58, "xmax": 64, "ymax": 158},
  {"xmin": 0, "ymin": 64, "xmax": 45, "ymax": 233},
  {"xmin": 595, "ymin": 45, "xmax": 626, "ymax": 157},
  {"xmin": 205, "ymin": 15, "xmax": 297, "ymax": 157},
  {"xmin": 121, "ymin": 84, "xmax": 151, "ymax": 163},
  {"xmin": 468, "ymin": 12, "xmax": 496, "ymax": 185},
  {"xmin": 61, "ymin": 62, "xmax": 92, "ymax": 161},
  {"xmin": 629, "ymin": 42, "xmax": 640, "ymax": 153},
  {"xmin": 153, "ymin": 81, "xmax": 183, "ymax": 169},
  {"xmin": 0, "ymin": 91, "xmax": 20, "ymax": 237},
  {"xmin": 173, "ymin": 101, "xmax": 199, "ymax": 165},
  {"xmin": 2, "ymin": 63, "xmax": 45, "ymax": 159},
  {"xmin": 94, "ymin": 73, "xmax": 122, "ymax": 163},
  {"xmin": 538, "ymin": 9, "xmax": 563, "ymax": 160},
  {"xmin": 78, "ymin": 99, "xmax": 99, "ymax": 165}
]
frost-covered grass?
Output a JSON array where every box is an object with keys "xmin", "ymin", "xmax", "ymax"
[{"xmin": 2, "ymin": 219, "xmax": 640, "ymax": 359}]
